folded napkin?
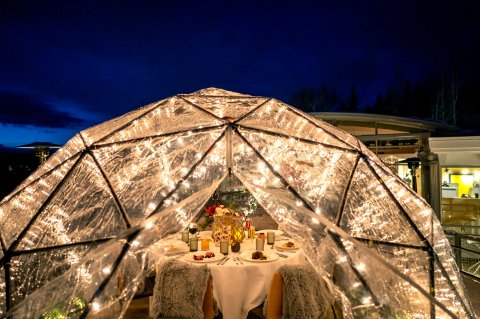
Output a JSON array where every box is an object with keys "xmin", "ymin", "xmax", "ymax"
[{"xmin": 150, "ymin": 259, "xmax": 209, "ymax": 319}]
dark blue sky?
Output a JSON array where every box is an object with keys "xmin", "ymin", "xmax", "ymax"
[{"xmin": 1, "ymin": 0, "xmax": 479, "ymax": 147}]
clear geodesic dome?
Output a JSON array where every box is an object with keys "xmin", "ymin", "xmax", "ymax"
[{"xmin": 0, "ymin": 88, "xmax": 475, "ymax": 318}]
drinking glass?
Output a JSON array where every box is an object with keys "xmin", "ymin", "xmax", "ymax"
[
  {"xmin": 248, "ymin": 226, "xmax": 255, "ymax": 249},
  {"xmin": 201, "ymin": 238, "xmax": 210, "ymax": 251},
  {"xmin": 188, "ymin": 222, "xmax": 198, "ymax": 236},
  {"xmin": 181, "ymin": 230, "xmax": 190, "ymax": 243},
  {"xmin": 189, "ymin": 237, "xmax": 198, "ymax": 252},
  {"xmin": 267, "ymin": 231, "xmax": 275, "ymax": 245},
  {"xmin": 256, "ymin": 237, "xmax": 265, "ymax": 251}
]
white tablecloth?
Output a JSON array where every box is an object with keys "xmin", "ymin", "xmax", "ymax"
[
  {"xmin": 209, "ymin": 245, "xmax": 306, "ymax": 319},
  {"xmin": 168, "ymin": 232, "xmax": 307, "ymax": 319}
]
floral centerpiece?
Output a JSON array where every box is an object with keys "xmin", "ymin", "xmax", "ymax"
[{"xmin": 201, "ymin": 203, "xmax": 245, "ymax": 246}]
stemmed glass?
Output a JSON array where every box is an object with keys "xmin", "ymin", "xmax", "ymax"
[{"xmin": 188, "ymin": 222, "xmax": 198, "ymax": 236}]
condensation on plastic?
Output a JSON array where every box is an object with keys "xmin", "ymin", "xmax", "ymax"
[
  {"xmin": 237, "ymin": 99, "xmax": 357, "ymax": 150},
  {"xmin": 0, "ymin": 88, "xmax": 475, "ymax": 318}
]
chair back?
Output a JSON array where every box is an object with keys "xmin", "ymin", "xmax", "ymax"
[{"xmin": 265, "ymin": 271, "xmax": 343, "ymax": 319}]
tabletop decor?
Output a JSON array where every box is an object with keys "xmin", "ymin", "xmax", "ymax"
[{"xmin": 202, "ymin": 204, "xmax": 245, "ymax": 246}]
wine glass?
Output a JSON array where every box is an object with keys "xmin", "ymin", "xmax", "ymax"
[{"xmin": 188, "ymin": 222, "xmax": 198, "ymax": 236}]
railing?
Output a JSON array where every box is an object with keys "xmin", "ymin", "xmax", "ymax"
[{"xmin": 443, "ymin": 226, "xmax": 480, "ymax": 279}]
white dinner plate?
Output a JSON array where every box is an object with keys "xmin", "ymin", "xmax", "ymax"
[
  {"xmin": 181, "ymin": 251, "xmax": 225, "ymax": 263},
  {"xmin": 151, "ymin": 241, "xmax": 189, "ymax": 255},
  {"xmin": 240, "ymin": 250, "xmax": 279, "ymax": 263},
  {"xmin": 256, "ymin": 229, "xmax": 283, "ymax": 236},
  {"xmin": 275, "ymin": 240, "xmax": 300, "ymax": 250}
]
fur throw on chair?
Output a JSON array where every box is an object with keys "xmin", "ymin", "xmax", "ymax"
[
  {"xmin": 276, "ymin": 264, "xmax": 335, "ymax": 319},
  {"xmin": 150, "ymin": 259, "xmax": 210, "ymax": 319}
]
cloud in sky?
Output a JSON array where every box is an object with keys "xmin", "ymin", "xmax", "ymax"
[{"xmin": 0, "ymin": 91, "xmax": 84, "ymax": 128}]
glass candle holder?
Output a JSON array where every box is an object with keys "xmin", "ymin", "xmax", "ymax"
[
  {"xmin": 220, "ymin": 240, "xmax": 229, "ymax": 255},
  {"xmin": 231, "ymin": 241, "xmax": 241, "ymax": 253},
  {"xmin": 189, "ymin": 237, "xmax": 198, "ymax": 252}
]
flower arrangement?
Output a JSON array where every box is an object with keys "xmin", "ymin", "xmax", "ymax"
[{"xmin": 200, "ymin": 203, "xmax": 243, "ymax": 230}]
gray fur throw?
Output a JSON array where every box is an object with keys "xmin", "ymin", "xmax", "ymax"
[
  {"xmin": 273, "ymin": 264, "xmax": 335, "ymax": 319},
  {"xmin": 150, "ymin": 259, "xmax": 209, "ymax": 319}
]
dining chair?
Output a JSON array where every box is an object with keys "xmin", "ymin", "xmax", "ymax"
[
  {"xmin": 150, "ymin": 259, "xmax": 214, "ymax": 319},
  {"xmin": 248, "ymin": 265, "xmax": 343, "ymax": 319}
]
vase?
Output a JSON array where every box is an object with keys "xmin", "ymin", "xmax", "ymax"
[
  {"xmin": 211, "ymin": 215, "xmax": 232, "ymax": 246},
  {"xmin": 211, "ymin": 216, "xmax": 245, "ymax": 246}
]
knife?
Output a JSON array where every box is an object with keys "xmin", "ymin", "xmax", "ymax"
[
  {"xmin": 220, "ymin": 257, "xmax": 230, "ymax": 265},
  {"xmin": 277, "ymin": 253, "xmax": 288, "ymax": 258},
  {"xmin": 216, "ymin": 257, "xmax": 227, "ymax": 265}
]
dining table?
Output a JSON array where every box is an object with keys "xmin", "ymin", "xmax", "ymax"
[{"xmin": 153, "ymin": 230, "xmax": 308, "ymax": 319}]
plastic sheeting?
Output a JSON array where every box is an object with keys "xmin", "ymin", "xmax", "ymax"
[{"xmin": 0, "ymin": 88, "xmax": 475, "ymax": 318}]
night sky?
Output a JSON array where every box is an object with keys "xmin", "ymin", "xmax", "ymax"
[{"xmin": 1, "ymin": 0, "xmax": 479, "ymax": 147}]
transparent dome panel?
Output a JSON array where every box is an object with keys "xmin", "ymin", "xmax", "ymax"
[
  {"xmin": 239, "ymin": 128, "xmax": 359, "ymax": 221},
  {"xmin": 7, "ymin": 134, "xmax": 85, "ymax": 200},
  {"xmin": 153, "ymin": 134, "xmax": 227, "ymax": 215},
  {"xmin": 17, "ymin": 153, "xmax": 127, "ymax": 250},
  {"xmin": 93, "ymin": 128, "xmax": 225, "ymax": 225},
  {"xmin": 296, "ymin": 109, "xmax": 361, "ymax": 150},
  {"xmin": 365, "ymin": 243, "xmax": 430, "ymax": 293},
  {"xmin": 0, "ymin": 154, "xmax": 80, "ymax": 249},
  {"xmin": 369, "ymin": 159, "xmax": 435, "ymax": 244},
  {"xmin": 188, "ymin": 88, "xmax": 251, "ymax": 96},
  {"xmin": 340, "ymin": 157, "xmax": 425, "ymax": 245},
  {"xmin": 98, "ymin": 97, "xmax": 223, "ymax": 145},
  {"xmin": 9, "ymin": 242, "xmax": 105, "ymax": 309},
  {"xmin": 9, "ymin": 240, "xmax": 124, "ymax": 318},
  {"xmin": 182, "ymin": 95, "xmax": 269, "ymax": 120},
  {"xmin": 237, "ymin": 99, "xmax": 356, "ymax": 150},
  {"xmin": 81, "ymin": 100, "xmax": 163, "ymax": 146},
  {"xmin": 0, "ymin": 269, "xmax": 5, "ymax": 317},
  {"xmin": 434, "ymin": 260, "xmax": 473, "ymax": 318}
]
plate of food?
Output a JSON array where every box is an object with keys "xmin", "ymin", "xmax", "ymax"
[
  {"xmin": 256, "ymin": 229, "xmax": 283, "ymax": 236},
  {"xmin": 275, "ymin": 240, "xmax": 300, "ymax": 250},
  {"xmin": 240, "ymin": 250, "xmax": 279, "ymax": 263},
  {"xmin": 181, "ymin": 251, "xmax": 225, "ymax": 263}
]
